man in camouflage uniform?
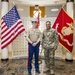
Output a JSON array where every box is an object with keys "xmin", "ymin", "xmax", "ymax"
[{"xmin": 41, "ymin": 21, "xmax": 58, "ymax": 75}]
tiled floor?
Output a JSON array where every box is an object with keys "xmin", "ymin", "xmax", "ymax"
[{"xmin": 0, "ymin": 58, "xmax": 75, "ymax": 75}]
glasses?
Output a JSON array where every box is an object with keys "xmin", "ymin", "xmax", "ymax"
[{"xmin": 32, "ymin": 21, "xmax": 37, "ymax": 23}]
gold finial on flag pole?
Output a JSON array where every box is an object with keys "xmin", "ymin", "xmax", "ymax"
[
  {"xmin": 13, "ymin": 1, "xmax": 15, "ymax": 6},
  {"xmin": 62, "ymin": 4, "xmax": 66, "ymax": 8}
]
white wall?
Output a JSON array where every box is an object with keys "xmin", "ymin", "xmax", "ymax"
[{"xmin": 45, "ymin": 5, "xmax": 62, "ymax": 17}]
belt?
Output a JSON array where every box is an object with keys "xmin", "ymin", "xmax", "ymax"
[{"xmin": 33, "ymin": 41, "xmax": 37, "ymax": 43}]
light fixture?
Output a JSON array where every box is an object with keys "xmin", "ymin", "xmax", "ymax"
[
  {"xmin": 17, "ymin": 8, "xmax": 24, "ymax": 11},
  {"xmin": 51, "ymin": 8, "xmax": 59, "ymax": 11}
]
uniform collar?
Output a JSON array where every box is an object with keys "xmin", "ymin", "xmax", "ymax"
[{"xmin": 46, "ymin": 28, "xmax": 51, "ymax": 31}]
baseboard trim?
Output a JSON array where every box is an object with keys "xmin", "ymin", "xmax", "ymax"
[
  {"xmin": 65, "ymin": 58, "xmax": 73, "ymax": 62},
  {"xmin": 1, "ymin": 58, "xmax": 9, "ymax": 61}
]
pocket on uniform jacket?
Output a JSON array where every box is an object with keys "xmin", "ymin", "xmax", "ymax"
[
  {"xmin": 43, "ymin": 43, "xmax": 55, "ymax": 49},
  {"xmin": 50, "ymin": 43, "xmax": 55, "ymax": 48}
]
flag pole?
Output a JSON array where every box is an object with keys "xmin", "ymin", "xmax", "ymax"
[
  {"xmin": 62, "ymin": 4, "xmax": 65, "ymax": 8},
  {"xmin": 7, "ymin": 1, "xmax": 15, "ymax": 59}
]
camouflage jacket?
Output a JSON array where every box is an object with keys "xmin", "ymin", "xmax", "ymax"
[{"xmin": 41, "ymin": 28, "xmax": 58, "ymax": 50}]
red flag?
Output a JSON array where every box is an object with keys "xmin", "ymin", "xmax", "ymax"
[
  {"xmin": 52, "ymin": 8, "xmax": 74, "ymax": 53},
  {"xmin": 1, "ymin": 5, "xmax": 25, "ymax": 49},
  {"xmin": 36, "ymin": 12, "xmax": 40, "ymax": 28}
]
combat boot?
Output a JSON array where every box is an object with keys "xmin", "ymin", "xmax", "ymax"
[
  {"xmin": 43, "ymin": 68, "xmax": 50, "ymax": 73},
  {"xmin": 50, "ymin": 69, "xmax": 55, "ymax": 75}
]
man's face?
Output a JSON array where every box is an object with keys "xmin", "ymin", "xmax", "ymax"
[
  {"xmin": 46, "ymin": 22, "xmax": 51, "ymax": 29},
  {"xmin": 32, "ymin": 21, "xmax": 37, "ymax": 28}
]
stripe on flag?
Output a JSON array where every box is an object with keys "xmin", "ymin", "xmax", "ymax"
[{"xmin": 1, "ymin": 5, "xmax": 25, "ymax": 49}]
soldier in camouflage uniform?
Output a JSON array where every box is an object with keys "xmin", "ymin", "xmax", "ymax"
[{"xmin": 41, "ymin": 21, "xmax": 58, "ymax": 75}]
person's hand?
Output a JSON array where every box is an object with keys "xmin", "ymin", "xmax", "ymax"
[
  {"xmin": 32, "ymin": 42, "xmax": 37, "ymax": 46},
  {"xmin": 41, "ymin": 46, "xmax": 44, "ymax": 50},
  {"xmin": 40, "ymin": 46, "xmax": 44, "ymax": 53},
  {"xmin": 53, "ymin": 47, "xmax": 57, "ymax": 51}
]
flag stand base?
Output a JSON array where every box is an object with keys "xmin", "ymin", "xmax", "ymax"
[
  {"xmin": 1, "ymin": 58, "xmax": 9, "ymax": 61},
  {"xmin": 65, "ymin": 58, "xmax": 73, "ymax": 62}
]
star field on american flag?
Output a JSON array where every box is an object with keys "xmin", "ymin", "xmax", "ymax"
[{"xmin": 2, "ymin": 6, "xmax": 20, "ymax": 28}]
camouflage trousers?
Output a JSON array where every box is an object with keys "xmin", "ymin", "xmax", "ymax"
[{"xmin": 44, "ymin": 48, "xmax": 55, "ymax": 69}]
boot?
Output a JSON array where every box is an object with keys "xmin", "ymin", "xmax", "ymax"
[
  {"xmin": 50, "ymin": 69, "xmax": 55, "ymax": 75},
  {"xmin": 43, "ymin": 68, "xmax": 50, "ymax": 73}
]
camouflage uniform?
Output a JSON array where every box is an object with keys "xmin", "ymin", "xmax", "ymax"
[{"xmin": 41, "ymin": 28, "xmax": 58, "ymax": 69}]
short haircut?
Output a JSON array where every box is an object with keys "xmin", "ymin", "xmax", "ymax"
[{"xmin": 46, "ymin": 21, "xmax": 51, "ymax": 24}]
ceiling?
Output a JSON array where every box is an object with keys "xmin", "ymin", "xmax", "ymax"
[
  {"xmin": 0, "ymin": 0, "xmax": 75, "ymax": 7},
  {"xmin": 0, "ymin": 0, "xmax": 75, "ymax": 17},
  {"xmin": 9, "ymin": 0, "xmax": 72, "ymax": 6}
]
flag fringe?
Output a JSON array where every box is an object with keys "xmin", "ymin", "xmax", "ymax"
[{"xmin": 59, "ymin": 42, "xmax": 72, "ymax": 54}]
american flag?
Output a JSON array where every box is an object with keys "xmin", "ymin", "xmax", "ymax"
[
  {"xmin": 1, "ymin": 5, "xmax": 25, "ymax": 49},
  {"xmin": 36, "ymin": 12, "xmax": 40, "ymax": 28}
]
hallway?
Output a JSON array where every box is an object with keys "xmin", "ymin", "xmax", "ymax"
[{"xmin": 0, "ymin": 58, "xmax": 75, "ymax": 75}]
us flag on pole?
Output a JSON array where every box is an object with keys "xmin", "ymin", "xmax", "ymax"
[{"xmin": 1, "ymin": 5, "xmax": 25, "ymax": 49}]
